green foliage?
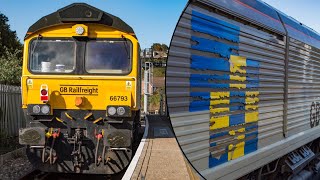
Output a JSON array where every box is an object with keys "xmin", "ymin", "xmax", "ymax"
[
  {"xmin": 151, "ymin": 43, "xmax": 168, "ymax": 52},
  {"xmin": 0, "ymin": 48, "xmax": 22, "ymax": 85},
  {"xmin": 0, "ymin": 13, "xmax": 22, "ymax": 57},
  {"xmin": 0, "ymin": 12, "xmax": 23, "ymax": 85},
  {"xmin": 149, "ymin": 92, "xmax": 160, "ymax": 106},
  {"xmin": 153, "ymin": 67, "xmax": 165, "ymax": 77}
]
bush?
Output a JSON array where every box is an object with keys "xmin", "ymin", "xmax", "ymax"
[
  {"xmin": 0, "ymin": 48, "xmax": 22, "ymax": 85},
  {"xmin": 153, "ymin": 67, "xmax": 165, "ymax": 77}
]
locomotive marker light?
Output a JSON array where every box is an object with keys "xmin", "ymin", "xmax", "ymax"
[
  {"xmin": 72, "ymin": 24, "xmax": 88, "ymax": 37},
  {"xmin": 40, "ymin": 84, "xmax": 49, "ymax": 102},
  {"xmin": 75, "ymin": 26, "xmax": 85, "ymax": 35},
  {"xmin": 41, "ymin": 105, "xmax": 50, "ymax": 114},
  {"xmin": 117, "ymin": 107, "xmax": 126, "ymax": 116},
  {"xmin": 33, "ymin": 105, "xmax": 41, "ymax": 114},
  {"xmin": 107, "ymin": 106, "xmax": 116, "ymax": 116},
  {"xmin": 106, "ymin": 106, "xmax": 131, "ymax": 117},
  {"xmin": 28, "ymin": 104, "xmax": 52, "ymax": 115}
]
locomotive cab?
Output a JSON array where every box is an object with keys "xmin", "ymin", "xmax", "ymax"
[{"xmin": 19, "ymin": 3, "xmax": 141, "ymax": 174}]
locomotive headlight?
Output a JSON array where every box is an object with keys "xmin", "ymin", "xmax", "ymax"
[
  {"xmin": 75, "ymin": 26, "xmax": 85, "ymax": 35},
  {"xmin": 32, "ymin": 105, "xmax": 41, "ymax": 114},
  {"xmin": 117, "ymin": 107, "xmax": 126, "ymax": 116},
  {"xmin": 108, "ymin": 107, "xmax": 116, "ymax": 116},
  {"xmin": 41, "ymin": 105, "xmax": 50, "ymax": 114}
]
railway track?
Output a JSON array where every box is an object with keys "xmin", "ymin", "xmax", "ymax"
[
  {"xmin": 20, "ymin": 169, "xmax": 124, "ymax": 180},
  {"xmin": 18, "ymin": 118, "xmax": 146, "ymax": 180}
]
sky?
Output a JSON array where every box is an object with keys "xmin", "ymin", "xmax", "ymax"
[
  {"xmin": 0, "ymin": 0, "xmax": 187, "ymax": 49},
  {"xmin": 1, "ymin": 0, "xmax": 320, "ymax": 49},
  {"xmin": 262, "ymin": 0, "xmax": 320, "ymax": 33}
]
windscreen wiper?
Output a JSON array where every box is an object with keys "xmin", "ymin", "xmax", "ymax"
[
  {"xmin": 30, "ymin": 34, "xmax": 42, "ymax": 56},
  {"xmin": 121, "ymin": 35, "xmax": 130, "ymax": 59}
]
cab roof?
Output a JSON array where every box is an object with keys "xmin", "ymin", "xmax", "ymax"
[{"xmin": 25, "ymin": 3, "xmax": 135, "ymax": 39}]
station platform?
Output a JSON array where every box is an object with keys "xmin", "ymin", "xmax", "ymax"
[{"xmin": 123, "ymin": 115, "xmax": 199, "ymax": 180}]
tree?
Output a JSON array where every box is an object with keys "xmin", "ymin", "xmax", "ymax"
[
  {"xmin": 0, "ymin": 13, "xmax": 22, "ymax": 57},
  {"xmin": 160, "ymin": 44, "xmax": 168, "ymax": 52},
  {"xmin": 0, "ymin": 12, "xmax": 23, "ymax": 85},
  {"xmin": 151, "ymin": 43, "xmax": 162, "ymax": 51},
  {"xmin": 151, "ymin": 43, "xmax": 168, "ymax": 51},
  {"xmin": 0, "ymin": 48, "xmax": 22, "ymax": 85}
]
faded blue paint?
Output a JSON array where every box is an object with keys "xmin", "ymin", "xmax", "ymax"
[
  {"xmin": 192, "ymin": 10, "xmax": 240, "ymax": 32},
  {"xmin": 210, "ymin": 131, "xmax": 229, "ymax": 139},
  {"xmin": 191, "ymin": 74, "xmax": 230, "ymax": 81},
  {"xmin": 191, "ymin": 36, "xmax": 238, "ymax": 58},
  {"xmin": 191, "ymin": 55, "xmax": 230, "ymax": 72},
  {"xmin": 230, "ymin": 105, "xmax": 245, "ymax": 111},
  {"xmin": 210, "ymin": 142, "xmax": 217, "ymax": 147},
  {"xmin": 190, "ymin": 82, "xmax": 230, "ymax": 88},
  {"xmin": 244, "ymin": 138, "xmax": 258, "ymax": 154},
  {"xmin": 247, "ymin": 59, "xmax": 260, "ymax": 68},
  {"xmin": 189, "ymin": 100, "xmax": 209, "ymax": 112},
  {"xmin": 191, "ymin": 15, "xmax": 240, "ymax": 43},
  {"xmin": 246, "ymin": 131, "xmax": 258, "ymax": 138},
  {"xmin": 189, "ymin": 106, "xmax": 209, "ymax": 112},
  {"xmin": 230, "ymin": 91, "xmax": 246, "ymax": 97},
  {"xmin": 190, "ymin": 92, "xmax": 210, "ymax": 99},
  {"xmin": 230, "ymin": 98, "xmax": 245, "ymax": 104},
  {"xmin": 187, "ymin": 11, "xmax": 261, "ymax": 168},
  {"xmin": 209, "ymin": 152, "xmax": 228, "ymax": 168},
  {"xmin": 246, "ymin": 124, "xmax": 258, "ymax": 131},
  {"xmin": 190, "ymin": 81, "xmax": 259, "ymax": 88},
  {"xmin": 230, "ymin": 114, "xmax": 245, "ymax": 126}
]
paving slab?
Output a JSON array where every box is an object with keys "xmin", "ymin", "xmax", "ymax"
[{"xmin": 131, "ymin": 115, "xmax": 196, "ymax": 180}]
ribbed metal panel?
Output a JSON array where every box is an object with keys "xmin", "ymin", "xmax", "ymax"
[
  {"xmin": 0, "ymin": 84, "xmax": 25, "ymax": 138},
  {"xmin": 287, "ymin": 38, "xmax": 320, "ymax": 136},
  {"xmin": 167, "ymin": 0, "xmax": 320, "ymax": 179},
  {"xmin": 166, "ymin": 1, "xmax": 286, "ymax": 179}
]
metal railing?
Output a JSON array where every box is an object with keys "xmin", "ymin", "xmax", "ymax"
[{"xmin": 0, "ymin": 84, "xmax": 25, "ymax": 138}]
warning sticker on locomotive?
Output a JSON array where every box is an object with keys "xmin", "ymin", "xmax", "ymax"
[
  {"xmin": 59, "ymin": 85, "xmax": 98, "ymax": 95},
  {"xmin": 126, "ymin": 81, "xmax": 132, "ymax": 91},
  {"xmin": 27, "ymin": 79, "xmax": 33, "ymax": 89}
]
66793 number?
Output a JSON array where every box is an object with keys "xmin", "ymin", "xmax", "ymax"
[{"xmin": 109, "ymin": 96, "xmax": 128, "ymax": 101}]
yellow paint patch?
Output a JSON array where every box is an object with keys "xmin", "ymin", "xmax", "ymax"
[
  {"xmin": 246, "ymin": 91, "xmax": 259, "ymax": 97},
  {"xmin": 229, "ymin": 128, "xmax": 245, "ymax": 136},
  {"xmin": 237, "ymin": 128, "xmax": 245, "ymax": 133},
  {"xmin": 229, "ymin": 130, "xmax": 236, "ymax": 136},
  {"xmin": 245, "ymin": 111, "xmax": 259, "ymax": 123},
  {"xmin": 230, "ymin": 75, "xmax": 246, "ymax": 82},
  {"xmin": 230, "ymin": 55, "xmax": 247, "ymax": 66},
  {"xmin": 245, "ymin": 97, "xmax": 259, "ymax": 104},
  {"xmin": 245, "ymin": 104, "xmax": 258, "ymax": 110},
  {"xmin": 230, "ymin": 55, "xmax": 246, "ymax": 74},
  {"xmin": 236, "ymin": 134, "xmax": 245, "ymax": 140},
  {"xmin": 230, "ymin": 84, "xmax": 246, "ymax": 89},
  {"xmin": 210, "ymin": 116, "xmax": 229, "ymax": 130},
  {"xmin": 228, "ymin": 141, "xmax": 245, "ymax": 160},
  {"xmin": 210, "ymin": 92, "xmax": 230, "ymax": 99},
  {"xmin": 210, "ymin": 107, "xmax": 230, "ymax": 114},
  {"xmin": 210, "ymin": 99, "xmax": 230, "ymax": 105}
]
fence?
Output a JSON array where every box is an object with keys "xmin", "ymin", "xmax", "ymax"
[{"xmin": 0, "ymin": 84, "xmax": 25, "ymax": 138}]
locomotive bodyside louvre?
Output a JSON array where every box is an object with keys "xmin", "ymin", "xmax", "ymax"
[{"xmin": 166, "ymin": 0, "xmax": 320, "ymax": 179}]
